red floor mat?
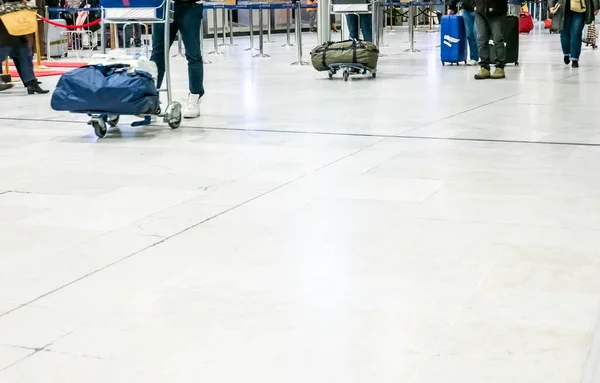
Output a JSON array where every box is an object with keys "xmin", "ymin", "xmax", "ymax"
[
  {"xmin": 7, "ymin": 69, "xmax": 66, "ymax": 78},
  {"xmin": 39, "ymin": 61, "xmax": 86, "ymax": 68}
]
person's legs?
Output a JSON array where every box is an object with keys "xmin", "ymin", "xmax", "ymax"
[
  {"xmin": 309, "ymin": 11, "xmax": 317, "ymax": 31},
  {"xmin": 346, "ymin": 14, "xmax": 359, "ymax": 39},
  {"xmin": 488, "ymin": 14, "xmax": 506, "ymax": 76},
  {"xmin": 177, "ymin": 2, "xmax": 204, "ymax": 117},
  {"xmin": 150, "ymin": 19, "xmax": 179, "ymax": 90},
  {"xmin": 11, "ymin": 42, "xmax": 48, "ymax": 93},
  {"xmin": 570, "ymin": 12, "xmax": 585, "ymax": 63},
  {"xmin": 561, "ymin": 11, "xmax": 573, "ymax": 60},
  {"xmin": 462, "ymin": 10, "xmax": 479, "ymax": 62},
  {"xmin": 359, "ymin": 14, "xmax": 373, "ymax": 41},
  {"xmin": 474, "ymin": 12, "xmax": 491, "ymax": 78}
]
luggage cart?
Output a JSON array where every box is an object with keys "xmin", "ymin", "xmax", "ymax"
[
  {"xmin": 329, "ymin": 0, "xmax": 377, "ymax": 80},
  {"xmin": 87, "ymin": 0, "xmax": 182, "ymax": 138},
  {"xmin": 328, "ymin": 62, "xmax": 376, "ymax": 80}
]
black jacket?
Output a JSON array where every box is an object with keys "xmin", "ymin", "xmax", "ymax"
[
  {"xmin": 447, "ymin": 0, "xmax": 475, "ymax": 13},
  {"xmin": 474, "ymin": 0, "xmax": 508, "ymax": 16}
]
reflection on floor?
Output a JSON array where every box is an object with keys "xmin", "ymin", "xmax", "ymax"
[{"xmin": 1, "ymin": 28, "xmax": 600, "ymax": 383}]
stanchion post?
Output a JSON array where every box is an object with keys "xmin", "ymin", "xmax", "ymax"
[
  {"xmin": 100, "ymin": 10, "xmax": 106, "ymax": 53},
  {"xmin": 379, "ymin": 3, "xmax": 388, "ymax": 47},
  {"xmin": 340, "ymin": 11, "xmax": 345, "ymax": 40},
  {"xmin": 109, "ymin": 23, "xmax": 116, "ymax": 50},
  {"xmin": 266, "ymin": 6, "xmax": 275, "ymax": 43},
  {"xmin": 244, "ymin": 5, "xmax": 257, "ymax": 52},
  {"xmin": 254, "ymin": 4, "xmax": 270, "ymax": 57},
  {"xmin": 426, "ymin": 4, "xmax": 434, "ymax": 33},
  {"xmin": 200, "ymin": 18, "xmax": 212, "ymax": 64},
  {"xmin": 44, "ymin": 6, "xmax": 52, "ymax": 60},
  {"xmin": 290, "ymin": 0, "xmax": 309, "ymax": 66},
  {"xmin": 208, "ymin": 6, "xmax": 224, "ymax": 55},
  {"xmin": 219, "ymin": 6, "xmax": 229, "ymax": 46},
  {"xmin": 403, "ymin": 2, "xmax": 419, "ymax": 52},
  {"xmin": 377, "ymin": 1, "xmax": 388, "ymax": 53},
  {"xmin": 228, "ymin": 8, "xmax": 236, "ymax": 46},
  {"xmin": 388, "ymin": 6, "xmax": 395, "ymax": 33},
  {"xmin": 282, "ymin": 7, "xmax": 294, "ymax": 47}
]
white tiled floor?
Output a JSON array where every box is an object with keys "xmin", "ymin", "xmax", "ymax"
[{"xmin": 1, "ymin": 24, "xmax": 600, "ymax": 382}]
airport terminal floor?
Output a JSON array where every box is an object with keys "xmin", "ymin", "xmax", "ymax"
[{"xmin": 1, "ymin": 27, "xmax": 600, "ymax": 382}]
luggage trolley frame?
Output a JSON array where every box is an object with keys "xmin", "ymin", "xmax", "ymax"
[
  {"xmin": 88, "ymin": 0, "xmax": 182, "ymax": 138},
  {"xmin": 329, "ymin": 0, "xmax": 377, "ymax": 80}
]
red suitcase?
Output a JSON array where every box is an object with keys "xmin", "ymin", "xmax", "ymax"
[{"xmin": 519, "ymin": 12, "xmax": 534, "ymax": 34}]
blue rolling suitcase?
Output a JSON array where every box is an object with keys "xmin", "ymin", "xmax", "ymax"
[{"xmin": 440, "ymin": 15, "xmax": 467, "ymax": 66}]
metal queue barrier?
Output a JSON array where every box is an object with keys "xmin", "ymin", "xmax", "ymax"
[
  {"xmin": 380, "ymin": 1, "xmax": 443, "ymax": 53},
  {"xmin": 46, "ymin": 7, "xmax": 103, "ymax": 58},
  {"xmin": 46, "ymin": 1, "xmax": 443, "ymax": 64}
]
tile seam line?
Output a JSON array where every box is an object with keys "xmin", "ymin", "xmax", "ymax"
[
  {"xmin": 582, "ymin": 300, "xmax": 600, "ymax": 383},
  {"xmin": 395, "ymin": 68, "xmax": 590, "ymax": 136},
  {"xmin": 1, "ymin": 117, "xmax": 600, "ymax": 147},
  {"xmin": 0, "ymin": 138, "xmax": 388, "ymax": 319}
]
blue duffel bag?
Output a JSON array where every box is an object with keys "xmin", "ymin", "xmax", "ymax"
[{"xmin": 51, "ymin": 64, "xmax": 160, "ymax": 116}]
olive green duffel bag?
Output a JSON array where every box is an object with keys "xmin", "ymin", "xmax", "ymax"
[{"xmin": 310, "ymin": 40, "xmax": 379, "ymax": 72}]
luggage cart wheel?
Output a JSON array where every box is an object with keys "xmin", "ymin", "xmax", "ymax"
[
  {"xmin": 107, "ymin": 115, "xmax": 120, "ymax": 127},
  {"xmin": 343, "ymin": 70, "xmax": 349, "ymax": 82},
  {"xmin": 328, "ymin": 72, "xmax": 333, "ymax": 79},
  {"xmin": 91, "ymin": 118, "xmax": 108, "ymax": 139},
  {"xmin": 372, "ymin": 72, "xmax": 377, "ymax": 78},
  {"xmin": 164, "ymin": 102, "xmax": 182, "ymax": 130}
]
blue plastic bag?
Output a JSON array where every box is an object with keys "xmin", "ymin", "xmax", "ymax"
[{"xmin": 51, "ymin": 64, "xmax": 160, "ymax": 115}]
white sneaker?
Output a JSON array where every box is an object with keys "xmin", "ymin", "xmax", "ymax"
[
  {"xmin": 467, "ymin": 59, "xmax": 479, "ymax": 66},
  {"xmin": 183, "ymin": 93, "xmax": 201, "ymax": 119}
]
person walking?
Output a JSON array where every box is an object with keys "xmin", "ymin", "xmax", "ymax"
[
  {"xmin": 549, "ymin": 0, "xmax": 599, "ymax": 67},
  {"xmin": 0, "ymin": 0, "xmax": 48, "ymax": 94},
  {"xmin": 150, "ymin": 0, "xmax": 204, "ymax": 118},
  {"xmin": 447, "ymin": 0, "xmax": 478, "ymax": 66},
  {"xmin": 473, "ymin": 0, "xmax": 508, "ymax": 79}
]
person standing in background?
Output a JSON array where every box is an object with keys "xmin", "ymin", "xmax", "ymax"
[
  {"xmin": 150, "ymin": 0, "xmax": 204, "ymax": 118},
  {"xmin": 549, "ymin": 0, "xmax": 599, "ymax": 67},
  {"xmin": 447, "ymin": 0, "xmax": 478, "ymax": 66},
  {"xmin": 346, "ymin": 13, "xmax": 372, "ymax": 41},
  {"xmin": 308, "ymin": 0, "xmax": 317, "ymax": 32},
  {"xmin": 473, "ymin": 0, "xmax": 508, "ymax": 79}
]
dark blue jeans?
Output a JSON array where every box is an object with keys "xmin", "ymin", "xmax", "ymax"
[
  {"xmin": 150, "ymin": 2, "xmax": 204, "ymax": 97},
  {"xmin": 462, "ymin": 10, "xmax": 478, "ymax": 61},
  {"xmin": 346, "ymin": 14, "xmax": 373, "ymax": 42},
  {"xmin": 561, "ymin": 10, "xmax": 585, "ymax": 60},
  {"xmin": 0, "ymin": 42, "xmax": 35, "ymax": 85}
]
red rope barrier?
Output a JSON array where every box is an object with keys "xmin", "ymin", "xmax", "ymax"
[{"xmin": 38, "ymin": 16, "xmax": 102, "ymax": 29}]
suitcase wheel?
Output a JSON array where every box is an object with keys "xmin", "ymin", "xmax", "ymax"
[
  {"xmin": 91, "ymin": 118, "xmax": 108, "ymax": 139},
  {"xmin": 165, "ymin": 101, "xmax": 182, "ymax": 129},
  {"xmin": 442, "ymin": 62, "xmax": 445, "ymax": 66},
  {"xmin": 515, "ymin": 61, "xmax": 519, "ymax": 66},
  {"xmin": 328, "ymin": 72, "xmax": 333, "ymax": 79},
  {"xmin": 107, "ymin": 115, "xmax": 120, "ymax": 127},
  {"xmin": 372, "ymin": 72, "xmax": 376, "ymax": 78},
  {"xmin": 343, "ymin": 70, "xmax": 349, "ymax": 82}
]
